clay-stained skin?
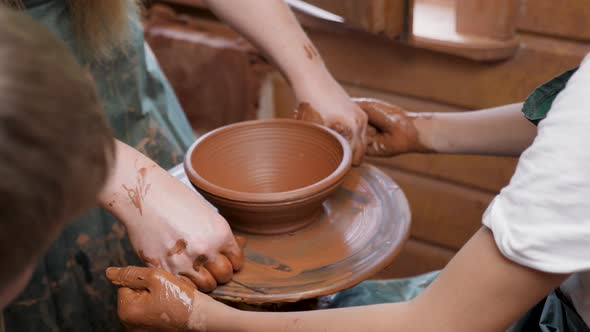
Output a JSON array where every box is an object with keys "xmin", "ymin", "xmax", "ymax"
[
  {"xmin": 354, "ymin": 98, "xmax": 433, "ymax": 156},
  {"xmin": 303, "ymin": 43, "xmax": 318, "ymax": 60},
  {"xmin": 122, "ymin": 167, "xmax": 151, "ymax": 215},
  {"xmin": 106, "ymin": 267, "xmax": 196, "ymax": 331},
  {"xmin": 193, "ymin": 254, "xmax": 208, "ymax": 272},
  {"xmin": 167, "ymin": 239, "xmax": 188, "ymax": 257},
  {"xmin": 138, "ymin": 250, "xmax": 160, "ymax": 268},
  {"xmin": 295, "ymin": 102, "xmax": 354, "ymax": 142},
  {"xmin": 294, "ymin": 102, "xmax": 324, "ymax": 124}
]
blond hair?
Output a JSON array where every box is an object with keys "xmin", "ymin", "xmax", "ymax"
[{"xmin": 1, "ymin": 0, "xmax": 141, "ymax": 61}]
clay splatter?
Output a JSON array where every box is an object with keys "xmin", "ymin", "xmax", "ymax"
[
  {"xmin": 112, "ymin": 223, "xmax": 126, "ymax": 239},
  {"xmin": 167, "ymin": 239, "xmax": 188, "ymax": 257},
  {"xmin": 135, "ymin": 127, "xmax": 158, "ymax": 153},
  {"xmin": 122, "ymin": 167, "xmax": 151, "ymax": 215},
  {"xmin": 303, "ymin": 43, "xmax": 318, "ymax": 60},
  {"xmin": 294, "ymin": 102, "xmax": 324, "ymax": 124},
  {"xmin": 77, "ymin": 234, "xmax": 90, "ymax": 246},
  {"xmin": 192, "ymin": 254, "xmax": 208, "ymax": 272}
]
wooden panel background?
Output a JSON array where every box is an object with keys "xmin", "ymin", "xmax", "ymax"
[{"xmin": 148, "ymin": 1, "xmax": 590, "ymax": 279}]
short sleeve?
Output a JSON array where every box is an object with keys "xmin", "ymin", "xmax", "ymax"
[
  {"xmin": 521, "ymin": 67, "xmax": 578, "ymax": 125},
  {"xmin": 482, "ymin": 53, "xmax": 590, "ymax": 274}
]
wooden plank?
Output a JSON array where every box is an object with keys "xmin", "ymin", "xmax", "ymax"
[
  {"xmin": 518, "ymin": 0, "xmax": 590, "ymax": 41},
  {"xmin": 307, "ymin": 28, "xmax": 588, "ymax": 109},
  {"xmin": 410, "ymin": 0, "xmax": 520, "ymax": 61},
  {"xmin": 373, "ymin": 166, "xmax": 494, "ymax": 249},
  {"xmin": 271, "ymin": 78, "xmax": 518, "ymax": 193},
  {"xmin": 344, "ymin": 84, "xmax": 465, "ymax": 113},
  {"xmin": 373, "ymin": 238, "xmax": 455, "ymax": 279},
  {"xmin": 371, "ymin": 155, "xmax": 516, "ymax": 193},
  {"xmin": 455, "ymin": 0, "xmax": 519, "ymax": 41},
  {"xmin": 304, "ymin": 0, "xmax": 405, "ymax": 39}
]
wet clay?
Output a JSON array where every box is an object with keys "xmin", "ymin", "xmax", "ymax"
[
  {"xmin": 184, "ymin": 119, "xmax": 352, "ymax": 235},
  {"xmin": 106, "ymin": 267, "xmax": 196, "ymax": 331},
  {"xmin": 122, "ymin": 167, "xmax": 151, "ymax": 216},
  {"xmin": 295, "ymin": 102, "xmax": 354, "ymax": 142},
  {"xmin": 192, "ymin": 254, "xmax": 208, "ymax": 272},
  {"xmin": 294, "ymin": 102, "xmax": 324, "ymax": 124},
  {"xmin": 167, "ymin": 239, "xmax": 188, "ymax": 257},
  {"xmin": 354, "ymin": 98, "xmax": 434, "ymax": 156},
  {"xmin": 209, "ymin": 164, "xmax": 411, "ymax": 304}
]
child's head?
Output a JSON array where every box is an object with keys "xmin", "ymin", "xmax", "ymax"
[{"xmin": 0, "ymin": 8, "xmax": 115, "ymax": 308}]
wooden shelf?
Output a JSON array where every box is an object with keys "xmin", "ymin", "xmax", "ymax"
[{"xmin": 409, "ymin": 0, "xmax": 519, "ymax": 61}]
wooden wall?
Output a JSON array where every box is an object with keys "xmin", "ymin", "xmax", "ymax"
[{"xmin": 147, "ymin": 1, "xmax": 590, "ymax": 278}]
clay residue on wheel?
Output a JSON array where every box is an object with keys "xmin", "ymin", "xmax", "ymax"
[{"xmin": 211, "ymin": 165, "xmax": 411, "ymax": 304}]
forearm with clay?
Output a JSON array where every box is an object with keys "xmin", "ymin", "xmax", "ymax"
[
  {"xmin": 99, "ymin": 140, "xmax": 243, "ymax": 292},
  {"xmin": 204, "ymin": 0, "xmax": 368, "ymax": 164}
]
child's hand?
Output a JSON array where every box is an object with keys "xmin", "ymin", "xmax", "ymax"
[
  {"xmin": 107, "ymin": 266, "xmax": 207, "ymax": 332},
  {"xmin": 100, "ymin": 141, "xmax": 244, "ymax": 293},
  {"xmin": 354, "ymin": 98, "xmax": 433, "ymax": 157}
]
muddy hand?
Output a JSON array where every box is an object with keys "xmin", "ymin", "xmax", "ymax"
[
  {"xmin": 294, "ymin": 101, "xmax": 367, "ymax": 165},
  {"xmin": 354, "ymin": 98, "xmax": 433, "ymax": 157},
  {"xmin": 107, "ymin": 266, "xmax": 208, "ymax": 332},
  {"xmin": 101, "ymin": 143, "xmax": 244, "ymax": 293},
  {"xmin": 120, "ymin": 164, "xmax": 244, "ymax": 293},
  {"xmin": 126, "ymin": 204, "xmax": 244, "ymax": 293}
]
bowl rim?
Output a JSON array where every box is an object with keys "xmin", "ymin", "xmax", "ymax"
[{"xmin": 184, "ymin": 118, "xmax": 352, "ymax": 204}]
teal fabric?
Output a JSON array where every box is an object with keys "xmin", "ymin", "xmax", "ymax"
[
  {"xmin": 3, "ymin": 1, "xmax": 195, "ymax": 331},
  {"xmin": 319, "ymin": 271, "xmax": 439, "ymax": 308},
  {"xmin": 522, "ymin": 67, "xmax": 578, "ymax": 125}
]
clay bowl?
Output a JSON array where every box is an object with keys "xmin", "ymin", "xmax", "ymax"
[{"xmin": 184, "ymin": 119, "xmax": 352, "ymax": 235}]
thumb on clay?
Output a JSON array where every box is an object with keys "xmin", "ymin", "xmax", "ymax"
[{"xmin": 106, "ymin": 266, "xmax": 150, "ymax": 289}]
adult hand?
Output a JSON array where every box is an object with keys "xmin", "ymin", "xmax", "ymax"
[
  {"xmin": 106, "ymin": 266, "xmax": 213, "ymax": 331},
  {"xmin": 354, "ymin": 98, "xmax": 433, "ymax": 157},
  {"xmin": 123, "ymin": 189, "xmax": 243, "ymax": 293}
]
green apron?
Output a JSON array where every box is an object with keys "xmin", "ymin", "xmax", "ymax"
[
  {"xmin": 3, "ymin": 1, "xmax": 195, "ymax": 331},
  {"xmin": 321, "ymin": 68, "xmax": 590, "ymax": 332}
]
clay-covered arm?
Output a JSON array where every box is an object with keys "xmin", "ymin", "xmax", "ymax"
[
  {"xmin": 204, "ymin": 0, "xmax": 337, "ymax": 95},
  {"xmin": 204, "ymin": 0, "xmax": 367, "ymax": 165},
  {"xmin": 98, "ymin": 140, "xmax": 243, "ymax": 292},
  {"xmin": 204, "ymin": 228, "xmax": 567, "ymax": 332},
  {"xmin": 358, "ymin": 99, "xmax": 537, "ymax": 157}
]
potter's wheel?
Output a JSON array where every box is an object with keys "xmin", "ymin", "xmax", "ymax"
[
  {"xmin": 203, "ymin": 164, "xmax": 411, "ymax": 304},
  {"xmin": 171, "ymin": 163, "xmax": 410, "ymax": 304}
]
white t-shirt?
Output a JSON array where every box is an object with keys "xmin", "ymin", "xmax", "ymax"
[{"xmin": 482, "ymin": 53, "xmax": 590, "ymax": 326}]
